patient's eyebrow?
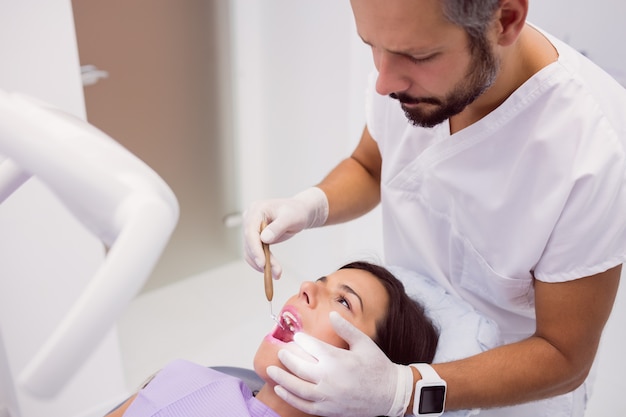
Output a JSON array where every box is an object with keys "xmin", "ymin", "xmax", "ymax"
[{"xmin": 341, "ymin": 283, "xmax": 364, "ymax": 312}]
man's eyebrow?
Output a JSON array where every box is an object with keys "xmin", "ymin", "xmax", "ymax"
[
  {"xmin": 317, "ymin": 276, "xmax": 364, "ymax": 311},
  {"xmin": 358, "ymin": 34, "xmax": 435, "ymax": 57}
]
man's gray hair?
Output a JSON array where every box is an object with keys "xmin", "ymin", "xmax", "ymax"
[{"xmin": 441, "ymin": 0, "xmax": 501, "ymax": 49}]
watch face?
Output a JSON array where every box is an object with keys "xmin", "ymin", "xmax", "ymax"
[{"xmin": 419, "ymin": 386, "xmax": 446, "ymax": 414}]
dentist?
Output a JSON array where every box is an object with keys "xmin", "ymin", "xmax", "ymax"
[{"xmin": 244, "ymin": 0, "xmax": 626, "ymax": 416}]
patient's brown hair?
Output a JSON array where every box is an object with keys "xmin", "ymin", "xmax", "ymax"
[{"xmin": 340, "ymin": 261, "xmax": 439, "ymax": 365}]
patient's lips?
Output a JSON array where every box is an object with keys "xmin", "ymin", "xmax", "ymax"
[{"xmin": 271, "ymin": 307, "xmax": 302, "ymax": 343}]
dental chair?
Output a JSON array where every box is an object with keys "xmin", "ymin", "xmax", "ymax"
[
  {"xmin": 0, "ymin": 89, "xmax": 179, "ymax": 406},
  {"xmin": 211, "ymin": 366, "xmax": 264, "ymax": 395}
]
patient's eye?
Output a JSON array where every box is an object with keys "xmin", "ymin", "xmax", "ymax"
[{"xmin": 336, "ymin": 295, "xmax": 351, "ymax": 310}]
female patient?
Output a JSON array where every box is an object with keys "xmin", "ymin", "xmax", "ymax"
[{"xmin": 107, "ymin": 261, "xmax": 439, "ymax": 417}]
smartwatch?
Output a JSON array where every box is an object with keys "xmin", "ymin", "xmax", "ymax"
[{"xmin": 411, "ymin": 363, "xmax": 447, "ymax": 416}]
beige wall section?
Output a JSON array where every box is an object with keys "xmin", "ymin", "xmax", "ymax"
[{"xmin": 71, "ymin": 0, "xmax": 240, "ymax": 293}]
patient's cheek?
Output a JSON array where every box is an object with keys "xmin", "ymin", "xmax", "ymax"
[
  {"xmin": 282, "ymin": 337, "xmax": 320, "ymax": 362},
  {"xmin": 313, "ymin": 325, "xmax": 349, "ymax": 350}
]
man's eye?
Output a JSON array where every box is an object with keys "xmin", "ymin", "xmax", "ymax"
[{"xmin": 409, "ymin": 54, "xmax": 435, "ymax": 64}]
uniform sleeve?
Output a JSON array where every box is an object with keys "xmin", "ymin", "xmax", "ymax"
[{"xmin": 534, "ymin": 113, "xmax": 626, "ymax": 282}]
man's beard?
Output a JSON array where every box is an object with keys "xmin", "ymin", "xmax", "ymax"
[{"xmin": 390, "ymin": 37, "xmax": 499, "ymax": 128}]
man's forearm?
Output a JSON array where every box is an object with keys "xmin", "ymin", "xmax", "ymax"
[
  {"xmin": 421, "ymin": 268, "xmax": 620, "ymax": 413},
  {"xmin": 430, "ymin": 336, "xmax": 587, "ymax": 411},
  {"xmin": 317, "ymin": 157, "xmax": 381, "ymax": 225}
]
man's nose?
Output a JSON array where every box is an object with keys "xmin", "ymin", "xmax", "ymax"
[{"xmin": 374, "ymin": 49, "xmax": 411, "ymax": 96}]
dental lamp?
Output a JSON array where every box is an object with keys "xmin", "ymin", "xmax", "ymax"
[{"xmin": 0, "ymin": 89, "xmax": 179, "ymax": 398}]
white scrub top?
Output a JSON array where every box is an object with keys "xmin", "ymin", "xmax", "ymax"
[
  {"xmin": 367, "ymin": 27, "xmax": 626, "ymax": 417},
  {"xmin": 367, "ymin": 28, "xmax": 626, "ymax": 344}
]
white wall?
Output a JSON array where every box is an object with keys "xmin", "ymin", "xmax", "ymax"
[
  {"xmin": 232, "ymin": 1, "xmax": 626, "ymax": 416},
  {"xmin": 528, "ymin": 0, "xmax": 626, "ymax": 86},
  {"xmin": 231, "ymin": 0, "xmax": 382, "ymax": 283},
  {"xmin": 0, "ymin": 1, "xmax": 127, "ymax": 416}
]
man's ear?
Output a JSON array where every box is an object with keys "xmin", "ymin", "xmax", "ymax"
[{"xmin": 495, "ymin": 0, "xmax": 528, "ymax": 46}]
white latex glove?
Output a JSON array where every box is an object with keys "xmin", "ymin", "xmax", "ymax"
[
  {"xmin": 266, "ymin": 311, "xmax": 414, "ymax": 417},
  {"xmin": 243, "ymin": 187, "xmax": 328, "ymax": 278}
]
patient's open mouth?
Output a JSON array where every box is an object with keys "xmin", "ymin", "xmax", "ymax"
[{"xmin": 272, "ymin": 309, "xmax": 301, "ymax": 343}]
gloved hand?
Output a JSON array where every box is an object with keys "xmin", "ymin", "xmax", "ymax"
[
  {"xmin": 266, "ymin": 311, "xmax": 415, "ymax": 417},
  {"xmin": 243, "ymin": 187, "xmax": 328, "ymax": 278}
]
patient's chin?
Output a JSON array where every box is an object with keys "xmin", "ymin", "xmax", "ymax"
[
  {"xmin": 252, "ymin": 357, "xmax": 269, "ymax": 383},
  {"xmin": 253, "ymin": 336, "xmax": 310, "ymax": 384},
  {"xmin": 252, "ymin": 340, "xmax": 281, "ymax": 382}
]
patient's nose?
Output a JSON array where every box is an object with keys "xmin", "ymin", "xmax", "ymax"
[{"xmin": 299, "ymin": 281, "xmax": 317, "ymax": 308}]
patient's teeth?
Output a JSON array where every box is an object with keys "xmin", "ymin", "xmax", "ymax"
[{"xmin": 281, "ymin": 311, "xmax": 297, "ymax": 332}]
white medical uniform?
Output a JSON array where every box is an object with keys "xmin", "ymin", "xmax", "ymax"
[{"xmin": 367, "ymin": 27, "xmax": 626, "ymax": 417}]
